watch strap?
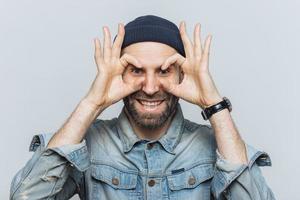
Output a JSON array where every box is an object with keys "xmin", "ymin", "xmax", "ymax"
[{"xmin": 201, "ymin": 97, "xmax": 232, "ymax": 120}]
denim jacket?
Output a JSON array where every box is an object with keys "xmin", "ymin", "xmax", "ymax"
[{"xmin": 10, "ymin": 103, "xmax": 275, "ymax": 200}]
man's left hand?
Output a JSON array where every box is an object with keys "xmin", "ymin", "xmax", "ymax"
[{"xmin": 159, "ymin": 21, "xmax": 223, "ymax": 109}]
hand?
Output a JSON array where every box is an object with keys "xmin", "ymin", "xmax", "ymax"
[
  {"xmin": 84, "ymin": 24, "xmax": 144, "ymax": 109},
  {"xmin": 159, "ymin": 21, "xmax": 223, "ymax": 109}
]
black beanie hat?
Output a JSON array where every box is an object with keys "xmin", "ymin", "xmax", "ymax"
[{"xmin": 114, "ymin": 15, "xmax": 185, "ymax": 57}]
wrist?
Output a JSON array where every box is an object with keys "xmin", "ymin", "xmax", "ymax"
[
  {"xmin": 201, "ymin": 96, "xmax": 232, "ymax": 121},
  {"xmin": 200, "ymin": 96, "xmax": 223, "ymax": 109},
  {"xmin": 80, "ymin": 98, "xmax": 106, "ymax": 114}
]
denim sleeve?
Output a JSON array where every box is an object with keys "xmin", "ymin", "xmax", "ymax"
[
  {"xmin": 10, "ymin": 132, "xmax": 90, "ymax": 200},
  {"xmin": 211, "ymin": 143, "xmax": 276, "ymax": 200}
]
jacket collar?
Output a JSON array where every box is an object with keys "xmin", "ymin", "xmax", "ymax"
[{"xmin": 116, "ymin": 103, "xmax": 185, "ymax": 154}]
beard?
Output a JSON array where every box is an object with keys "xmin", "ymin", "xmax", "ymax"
[{"xmin": 123, "ymin": 90, "xmax": 179, "ymax": 130}]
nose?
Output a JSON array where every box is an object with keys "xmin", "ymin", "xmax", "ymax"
[{"xmin": 141, "ymin": 74, "xmax": 160, "ymax": 95}]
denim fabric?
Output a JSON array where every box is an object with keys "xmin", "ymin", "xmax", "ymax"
[{"xmin": 10, "ymin": 103, "xmax": 275, "ymax": 200}]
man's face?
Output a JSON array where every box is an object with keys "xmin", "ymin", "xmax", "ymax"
[{"xmin": 122, "ymin": 42, "xmax": 183, "ymax": 130}]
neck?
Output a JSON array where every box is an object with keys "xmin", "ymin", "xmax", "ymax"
[{"xmin": 124, "ymin": 108, "xmax": 176, "ymax": 141}]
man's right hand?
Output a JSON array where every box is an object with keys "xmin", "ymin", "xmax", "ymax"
[
  {"xmin": 47, "ymin": 24, "xmax": 143, "ymax": 148},
  {"xmin": 84, "ymin": 23, "xmax": 144, "ymax": 110}
]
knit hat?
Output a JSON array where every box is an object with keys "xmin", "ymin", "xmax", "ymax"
[{"xmin": 114, "ymin": 15, "xmax": 185, "ymax": 57}]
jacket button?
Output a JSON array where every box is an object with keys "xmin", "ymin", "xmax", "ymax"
[
  {"xmin": 147, "ymin": 143, "xmax": 154, "ymax": 150},
  {"xmin": 148, "ymin": 179, "xmax": 155, "ymax": 187},
  {"xmin": 112, "ymin": 177, "xmax": 119, "ymax": 185},
  {"xmin": 188, "ymin": 176, "xmax": 196, "ymax": 185}
]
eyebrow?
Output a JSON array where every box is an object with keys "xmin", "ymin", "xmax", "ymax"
[{"xmin": 128, "ymin": 63, "xmax": 175, "ymax": 71}]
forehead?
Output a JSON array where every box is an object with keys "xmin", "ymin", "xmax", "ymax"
[{"xmin": 121, "ymin": 42, "xmax": 177, "ymax": 68}]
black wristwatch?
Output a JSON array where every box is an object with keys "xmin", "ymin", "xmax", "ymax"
[{"xmin": 201, "ymin": 97, "xmax": 232, "ymax": 120}]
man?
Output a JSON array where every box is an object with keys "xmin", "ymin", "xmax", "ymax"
[{"xmin": 10, "ymin": 15, "xmax": 275, "ymax": 199}]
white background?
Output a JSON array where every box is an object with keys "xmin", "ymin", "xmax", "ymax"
[{"xmin": 1, "ymin": 0, "xmax": 298, "ymax": 199}]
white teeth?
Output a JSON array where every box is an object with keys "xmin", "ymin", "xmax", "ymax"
[{"xmin": 140, "ymin": 100, "xmax": 162, "ymax": 106}]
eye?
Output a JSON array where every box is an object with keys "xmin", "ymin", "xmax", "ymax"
[
  {"xmin": 130, "ymin": 67, "xmax": 143, "ymax": 75},
  {"xmin": 159, "ymin": 68, "xmax": 170, "ymax": 76}
]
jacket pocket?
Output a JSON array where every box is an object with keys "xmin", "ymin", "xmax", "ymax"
[
  {"xmin": 91, "ymin": 164, "xmax": 138, "ymax": 189},
  {"xmin": 90, "ymin": 164, "xmax": 141, "ymax": 200},
  {"xmin": 167, "ymin": 163, "xmax": 214, "ymax": 190},
  {"xmin": 166, "ymin": 163, "xmax": 214, "ymax": 200}
]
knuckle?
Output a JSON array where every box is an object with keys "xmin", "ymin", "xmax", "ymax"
[
  {"xmin": 110, "ymin": 55, "xmax": 116, "ymax": 62},
  {"xmin": 195, "ymin": 55, "xmax": 202, "ymax": 61},
  {"xmin": 122, "ymin": 53, "xmax": 129, "ymax": 59},
  {"xmin": 119, "ymin": 29, "xmax": 125, "ymax": 36},
  {"xmin": 203, "ymin": 52, "xmax": 210, "ymax": 57},
  {"xmin": 119, "ymin": 58, "xmax": 126, "ymax": 66},
  {"xmin": 94, "ymin": 57, "xmax": 100, "ymax": 62},
  {"xmin": 179, "ymin": 28, "xmax": 185, "ymax": 35}
]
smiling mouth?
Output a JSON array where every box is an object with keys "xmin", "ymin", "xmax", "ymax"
[{"xmin": 136, "ymin": 99, "xmax": 165, "ymax": 109}]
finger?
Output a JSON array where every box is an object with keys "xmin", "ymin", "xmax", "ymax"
[
  {"xmin": 112, "ymin": 23, "xmax": 125, "ymax": 58},
  {"xmin": 161, "ymin": 53, "xmax": 185, "ymax": 70},
  {"xmin": 119, "ymin": 53, "xmax": 142, "ymax": 69},
  {"xmin": 203, "ymin": 34, "xmax": 212, "ymax": 62},
  {"xmin": 193, "ymin": 23, "xmax": 202, "ymax": 57},
  {"xmin": 159, "ymin": 79, "xmax": 181, "ymax": 97},
  {"xmin": 103, "ymin": 26, "xmax": 112, "ymax": 62},
  {"xmin": 179, "ymin": 21, "xmax": 193, "ymax": 58},
  {"xmin": 94, "ymin": 37, "xmax": 103, "ymax": 70}
]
